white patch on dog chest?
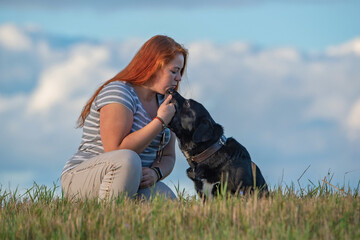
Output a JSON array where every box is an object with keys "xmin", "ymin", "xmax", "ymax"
[{"xmin": 201, "ymin": 179, "xmax": 219, "ymax": 198}]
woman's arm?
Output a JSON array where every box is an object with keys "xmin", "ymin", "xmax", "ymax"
[
  {"xmin": 151, "ymin": 131, "xmax": 176, "ymax": 178},
  {"xmin": 100, "ymin": 95, "xmax": 174, "ymax": 153},
  {"xmin": 100, "ymin": 103, "xmax": 163, "ymax": 153},
  {"xmin": 140, "ymin": 132, "xmax": 176, "ymax": 189}
]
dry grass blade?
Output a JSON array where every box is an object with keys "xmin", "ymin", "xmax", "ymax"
[
  {"xmin": 322, "ymin": 179, "xmax": 346, "ymax": 195},
  {"xmin": 1, "ymin": 180, "xmax": 359, "ymax": 240}
]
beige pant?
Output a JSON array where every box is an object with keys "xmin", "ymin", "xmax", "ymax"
[{"xmin": 61, "ymin": 149, "xmax": 176, "ymax": 201}]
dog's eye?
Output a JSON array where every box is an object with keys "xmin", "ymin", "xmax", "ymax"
[{"xmin": 185, "ymin": 100, "xmax": 191, "ymax": 108}]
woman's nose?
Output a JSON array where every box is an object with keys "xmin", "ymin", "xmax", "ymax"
[{"xmin": 175, "ymin": 72, "xmax": 182, "ymax": 81}]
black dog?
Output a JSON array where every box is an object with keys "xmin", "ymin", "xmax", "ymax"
[{"xmin": 167, "ymin": 89, "xmax": 268, "ymax": 198}]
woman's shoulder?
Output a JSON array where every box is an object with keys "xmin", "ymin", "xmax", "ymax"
[
  {"xmin": 102, "ymin": 81, "xmax": 134, "ymax": 94},
  {"xmin": 95, "ymin": 81, "xmax": 138, "ymax": 111},
  {"xmin": 97, "ymin": 81, "xmax": 139, "ymax": 100}
]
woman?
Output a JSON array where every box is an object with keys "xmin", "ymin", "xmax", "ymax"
[{"xmin": 61, "ymin": 35, "xmax": 188, "ymax": 201}]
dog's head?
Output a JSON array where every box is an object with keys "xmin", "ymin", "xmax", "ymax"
[{"xmin": 167, "ymin": 89, "xmax": 223, "ymax": 154}]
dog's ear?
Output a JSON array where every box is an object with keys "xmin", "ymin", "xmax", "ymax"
[
  {"xmin": 213, "ymin": 123, "xmax": 224, "ymax": 137},
  {"xmin": 193, "ymin": 119, "xmax": 214, "ymax": 143}
]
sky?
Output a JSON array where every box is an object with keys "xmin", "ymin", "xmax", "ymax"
[{"xmin": 0, "ymin": 0, "xmax": 360, "ymax": 196}]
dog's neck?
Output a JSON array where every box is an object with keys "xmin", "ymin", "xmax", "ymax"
[
  {"xmin": 181, "ymin": 133, "xmax": 226, "ymax": 165},
  {"xmin": 188, "ymin": 135, "xmax": 227, "ymax": 163}
]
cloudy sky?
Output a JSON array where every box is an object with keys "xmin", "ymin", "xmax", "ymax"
[{"xmin": 1, "ymin": 0, "xmax": 359, "ymax": 196}]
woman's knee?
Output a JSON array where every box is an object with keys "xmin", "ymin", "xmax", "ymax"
[
  {"xmin": 137, "ymin": 182, "xmax": 177, "ymax": 200},
  {"xmin": 119, "ymin": 149, "xmax": 141, "ymax": 170},
  {"xmin": 108, "ymin": 149, "xmax": 142, "ymax": 177},
  {"xmin": 105, "ymin": 149, "xmax": 140, "ymax": 165},
  {"xmin": 98, "ymin": 150, "xmax": 142, "ymax": 199},
  {"xmin": 155, "ymin": 182, "xmax": 177, "ymax": 199}
]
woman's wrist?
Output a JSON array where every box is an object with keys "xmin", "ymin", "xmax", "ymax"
[
  {"xmin": 150, "ymin": 167, "xmax": 163, "ymax": 182},
  {"xmin": 150, "ymin": 167, "xmax": 159, "ymax": 182},
  {"xmin": 153, "ymin": 116, "xmax": 166, "ymax": 130}
]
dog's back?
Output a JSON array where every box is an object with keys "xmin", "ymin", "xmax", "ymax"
[{"xmin": 207, "ymin": 137, "xmax": 268, "ymax": 196}]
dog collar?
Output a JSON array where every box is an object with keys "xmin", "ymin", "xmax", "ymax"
[{"xmin": 187, "ymin": 135, "xmax": 227, "ymax": 164}]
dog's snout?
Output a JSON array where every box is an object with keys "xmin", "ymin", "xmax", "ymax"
[{"xmin": 168, "ymin": 89, "xmax": 181, "ymax": 107}]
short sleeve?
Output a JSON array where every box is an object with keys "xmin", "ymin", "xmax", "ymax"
[{"xmin": 94, "ymin": 81, "xmax": 136, "ymax": 113}]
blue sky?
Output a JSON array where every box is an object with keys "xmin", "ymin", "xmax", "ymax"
[
  {"xmin": 1, "ymin": 1, "xmax": 359, "ymax": 195},
  {"xmin": 1, "ymin": 1, "xmax": 359, "ymax": 50}
]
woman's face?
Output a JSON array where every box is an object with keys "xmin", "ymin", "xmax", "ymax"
[{"xmin": 152, "ymin": 54, "xmax": 184, "ymax": 95}]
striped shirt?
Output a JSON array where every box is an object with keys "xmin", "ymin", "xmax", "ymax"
[{"xmin": 61, "ymin": 81, "xmax": 171, "ymax": 175}]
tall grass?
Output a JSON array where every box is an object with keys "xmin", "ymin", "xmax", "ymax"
[{"xmin": 1, "ymin": 180, "xmax": 359, "ymax": 240}]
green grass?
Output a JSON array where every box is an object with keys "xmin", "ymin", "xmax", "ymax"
[{"xmin": 1, "ymin": 181, "xmax": 359, "ymax": 240}]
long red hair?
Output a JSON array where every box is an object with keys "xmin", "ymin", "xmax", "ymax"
[{"xmin": 77, "ymin": 35, "xmax": 188, "ymax": 127}]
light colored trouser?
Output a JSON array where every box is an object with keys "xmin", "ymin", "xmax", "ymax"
[{"xmin": 61, "ymin": 149, "xmax": 176, "ymax": 201}]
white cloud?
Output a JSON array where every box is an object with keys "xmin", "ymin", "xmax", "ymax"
[
  {"xmin": 187, "ymin": 40, "xmax": 360, "ymax": 138},
  {"xmin": 347, "ymin": 98, "xmax": 360, "ymax": 140},
  {"xmin": 0, "ymin": 23, "xmax": 32, "ymax": 51},
  {"xmin": 27, "ymin": 44, "xmax": 112, "ymax": 114},
  {"xmin": 326, "ymin": 38, "xmax": 360, "ymax": 56}
]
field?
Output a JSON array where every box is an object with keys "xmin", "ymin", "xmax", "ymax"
[{"xmin": 1, "ymin": 182, "xmax": 359, "ymax": 240}]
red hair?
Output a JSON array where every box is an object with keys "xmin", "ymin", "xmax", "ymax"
[{"xmin": 77, "ymin": 35, "xmax": 188, "ymax": 127}]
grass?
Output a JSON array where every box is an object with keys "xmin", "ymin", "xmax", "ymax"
[{"xmin": 0, "ymin": 181, "xmax": 359, "ymax": 240}]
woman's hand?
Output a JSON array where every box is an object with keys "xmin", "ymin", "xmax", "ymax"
[
  {"xmin": 139, "ymin": 167, "xmax": 158, "ymax": 189},
  {"xmin": 157, "ymin": 95, "xmax": 175, "ymax": 125}
]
